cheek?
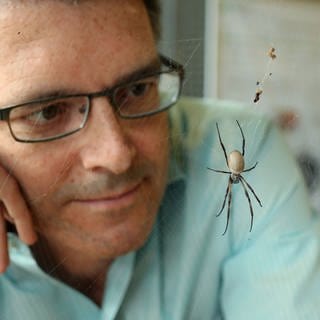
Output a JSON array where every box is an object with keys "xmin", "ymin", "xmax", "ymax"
[
  {"xmin": 130, "ymin": 115, "xmax": 170, "ymax": 165},
  {"xmin": 9, "ymin": 146, "xmax": 73, "ymax": 204},
  {"xmin": 134, "ymin": 115, "xmax": 170, "ymax": 200}
]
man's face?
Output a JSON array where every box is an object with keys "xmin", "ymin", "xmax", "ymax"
[{"xmin": 0, "ymin": 0, "xmax": 169, "ymax": 259}]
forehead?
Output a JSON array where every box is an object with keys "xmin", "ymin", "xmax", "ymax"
[{"xmin": 0, "ymin": 0, "xmax": 157, "ymax": 106}]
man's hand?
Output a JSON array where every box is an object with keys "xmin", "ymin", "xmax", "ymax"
[{"xmin": 0, "ymin": 166, "xmax": 37, "ymax": 273}]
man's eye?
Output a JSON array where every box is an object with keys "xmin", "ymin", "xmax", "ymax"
[
  {"xmin": 27, "ymin": 103, "xmax": 66, "ymax": 123},
  {"xmin": 38, "ymin": 104, "xmax": 61, "ymax": 121},
  {"xmin": 129, "ymin": 83, "xmax": 149, "ymax": 96},
  {"xmin": 114, "ymin": 81, "xmax": 153, "ymax": 106},
  {"xmin": 10, "ymin": 102, "xmax": 69, "ymax": 126}
]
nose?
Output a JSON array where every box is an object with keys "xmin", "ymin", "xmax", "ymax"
[{"xmin": 79, "ymin": 98, "xmax": 137, "ymax": 174}]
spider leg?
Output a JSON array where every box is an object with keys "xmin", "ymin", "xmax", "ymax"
[
  {"xmin": 236, "ymin": 120, "xmax": 245, "ymax": 156},
  {"xmin": 217, "ymin": 177, "xmax": 232, "ymax": 217},
  {"xmin": 207, "ymin": 167, "xmax": 231, "ymax": 174},
  {"xmin": 216, "ymin": 122, "xmax": 228, "ymax": 167},
  {"xmin": 239, "ymin": 177, "xmax": 254, "ymax": 232},
  {"xmin": 222, "ymin": 178, "xmax": 233, "ymax": 235},
  {"xmin": 242, "ymin": 161, "xmax": 258, "ymax": 173},
  {"xmin": 240, "ymin": 176, "xmax": 262, "ymax": 207}
]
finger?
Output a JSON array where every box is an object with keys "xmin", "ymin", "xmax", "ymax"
[
  {"xmin": 0, "ymin": 211, "xmax": 9, "ymax": 273},
  {"xmin": 2, "ymin": 206, "xmax": 14, "ymax": 224},
  {"xmin": 0, "ymin": 175, "xmax": 37, "ymax": 245}
]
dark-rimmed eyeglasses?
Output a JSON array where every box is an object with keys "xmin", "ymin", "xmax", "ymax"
[{"xmin": 0, "ymin": 55, "xmax": 184, "ymax": 143}]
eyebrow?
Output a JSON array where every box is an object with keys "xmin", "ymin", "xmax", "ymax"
[
  {"xmin": 6, "ymin": 56, "xmax": 161, "ymax": 107},
  {"xmin": 112, "ymin": 57, "xmax": 161, "ymax": 87}
]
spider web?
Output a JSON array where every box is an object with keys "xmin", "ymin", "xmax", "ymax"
[{"xmin": 2, "ymin": 0, "xmax": 320, "ymax": 318}]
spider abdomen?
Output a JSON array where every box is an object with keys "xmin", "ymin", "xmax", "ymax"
[{"xmin": 228, "ymin": 150, "xmax": 244, "ymax": 174}]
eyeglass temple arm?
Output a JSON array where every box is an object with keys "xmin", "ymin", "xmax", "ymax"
[{"xmin": 160, "ymin": 55, "xmax": 185, "ymax": 80}]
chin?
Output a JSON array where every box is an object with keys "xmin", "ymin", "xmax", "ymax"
[
  {"xmin": 32, "ymin": 179, "xmax": 164, "ymax": 261},
  {"xmin": 43, "ymin": 204, "xmax": 158, "ymax": 260},
  {"xmin": 99, "ymin": 210, "xmax": 157, "ymax": 255}
]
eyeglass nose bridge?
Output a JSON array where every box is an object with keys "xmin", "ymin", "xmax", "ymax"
[{"xmin": 88, "ymin": 88, "xmax": 116, "ymax": 109}]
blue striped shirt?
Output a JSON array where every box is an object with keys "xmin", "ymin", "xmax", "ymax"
[{"xmin": 2, "ymin": 97, "xmax": 320, "ymax": 319}]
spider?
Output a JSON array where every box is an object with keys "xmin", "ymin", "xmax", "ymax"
[{"xmin": 207, "ymin": 120, "xmax": 262, "ymax": 235}]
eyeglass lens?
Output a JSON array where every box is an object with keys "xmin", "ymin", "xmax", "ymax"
[
  {"xmin": 8, "ymin": 69, "xmax": 181, "ymax": 142},
  {"xmin": 9, "ymin": 96, "xmax": 90, "ymax": 142}
]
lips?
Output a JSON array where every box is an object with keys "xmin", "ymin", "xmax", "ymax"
[
  {"xmin": 78, "ymin": 182, "xmax": 141, "ymax": 202},
  {"xmin": 69, "ymin": 180, "xmax": 143, "ymax": 211}
]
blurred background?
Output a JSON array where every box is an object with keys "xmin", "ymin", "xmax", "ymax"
[{"xmin": 159, "ymin": 0, "xmax": 320, "ymax": 211}]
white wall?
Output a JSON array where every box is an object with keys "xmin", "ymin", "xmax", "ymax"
[
  {"xmin": 160, "ymin": 0, "xmax": 205, "ymax": 97},
  {"xmin": 204, "ymin": 0, "xmax": 320, "ymax": 209}
]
